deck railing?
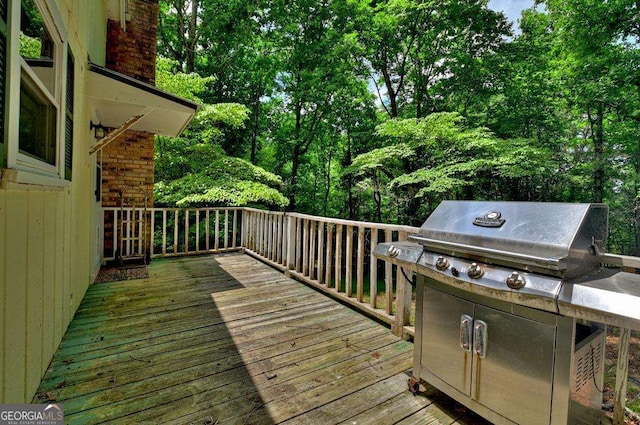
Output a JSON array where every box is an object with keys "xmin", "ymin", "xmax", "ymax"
[
  {"xmin": 102, "ymin": 207, "xmax": 243, "ymax": 262},
  {"xmin": 241, "ymin": 208, "xmax": 420, "ymax": 338},
  {"xmin": 102, "ymin": 206, "xmax": 635, "ymax": 424}
]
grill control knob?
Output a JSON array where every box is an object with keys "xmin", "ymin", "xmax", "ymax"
[
  {"xmin": 467, "ymin": 263, "xmax": 484, "ymax": 279},
  {"xmin": 435, "ymin": 256, "xmax": 450, "ymax": 270},
  {"xmin": 387, "ymin": 245, "xmax": 400, "ymax": 258},
  {"xmin": 506, "ymin": 271, "xmax": 526, "ymax": 289}
]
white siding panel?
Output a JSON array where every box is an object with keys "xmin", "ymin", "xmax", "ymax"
[
  {"xmin": 42, "ymin": 192, "xmax": 56, "ymax": 373},
  {"xmin": 4, "ymin": 191, "xmax": 28, "ymax": 402},
  {"xmin": 0, "ymin": 190, "xmax": 5, "ymax": 402},
  {"xmin": 53, "ymin": 192, "xmax": 64, "ymax": 348},
  {"xmin": 26, "ymin": 193, "xmax": 44, "ymax": 398}
]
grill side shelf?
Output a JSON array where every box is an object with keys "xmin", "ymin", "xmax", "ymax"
[{"xmin": 558, "ymin": 270, "xmax": 640, "ymax": 331}]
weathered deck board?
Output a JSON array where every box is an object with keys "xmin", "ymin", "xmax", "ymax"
[{"xmin": 35, "ymin": 254, "xmax": 486, "ymax": 424}]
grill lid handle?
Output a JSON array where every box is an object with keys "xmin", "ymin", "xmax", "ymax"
[{"xmin": 408, "ymin": 235, "xmax": 568, "ymax": 271}]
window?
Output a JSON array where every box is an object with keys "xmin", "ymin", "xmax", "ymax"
[{"xmin": 18, "ymin": 0, "xmax": 61, "ymax": 173}]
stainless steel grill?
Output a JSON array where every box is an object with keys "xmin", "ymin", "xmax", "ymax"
[{"xmin": 374, "ymin": 200, "xmax": 640, "ymax": 425}]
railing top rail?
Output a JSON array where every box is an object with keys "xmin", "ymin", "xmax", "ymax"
[
  {"xmin": 242, "ymin": 207, "xmax": 420, "ymax": 233},
  {"xmin": 102, "ymin": 206, "xmax": 245, "ymax": 212}
]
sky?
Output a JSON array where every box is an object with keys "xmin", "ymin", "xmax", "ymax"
[{"xmin": 488, "ymin": 0, "xmax": 536, "ymax": 31}]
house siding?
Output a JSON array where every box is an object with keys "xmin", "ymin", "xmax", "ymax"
[{"xmin": 0, "ymin": 0, "xmax": 106, "ymax": 403}]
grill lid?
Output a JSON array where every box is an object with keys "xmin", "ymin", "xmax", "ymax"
[{"xmin": 409, "ymin": 201, "xmax": 608, "ymax": 276}]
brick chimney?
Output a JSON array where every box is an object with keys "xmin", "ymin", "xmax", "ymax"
[
  {"xmin": 101, "ymin": 0, "xmax": 159, "ymax": 260},
  {"xmin": 101, "ymin": 0, "xmax": 159, "ymax": 209}
]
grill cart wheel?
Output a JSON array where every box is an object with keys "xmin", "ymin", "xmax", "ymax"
[{"xmin": 408, "ymin": 377, "xmax": 420, "ymax": 395}]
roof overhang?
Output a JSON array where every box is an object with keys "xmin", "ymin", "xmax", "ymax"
[{"xmin": 87, "ymin": 63, "xmax": 200, "ymax": 140}]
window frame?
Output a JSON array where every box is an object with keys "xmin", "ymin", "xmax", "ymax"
[{"xmin": 5, "ymin": 0, "xmax": 69, "ymax": 181}]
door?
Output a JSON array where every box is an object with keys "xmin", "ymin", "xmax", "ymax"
[
  {"xmin": 472, "ymin": 305, "xmax": 556, "ymax": 425},
  {"xmin": 422, "ymin": 285, "xmax": 475, "ymax": 396}
]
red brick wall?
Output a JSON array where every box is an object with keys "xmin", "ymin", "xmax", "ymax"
[
  {"xmin": 101, "ymin": 0, "xmax": 159, "ymax": 209},
  {"xmin": 100, "ymin": 0, "xmax": 159, "ymax": 260}
]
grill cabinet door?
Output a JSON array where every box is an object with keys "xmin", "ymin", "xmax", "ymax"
[
  {"xmin": 473, "ymin": 305, "xmax": 555, "ymax": 425},
  {"xmin": 422, "ymin": 285, "xmax": 474, "ymax": 396}
]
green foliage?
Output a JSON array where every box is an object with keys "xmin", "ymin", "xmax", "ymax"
[
  {"xmin": 156, "ymin": 57, "xmax": 214, "ymax": 103},
  {"xmin": 154, "ymin": 56, "xmax": 287, "ymax": 209},
  {"xmin": 155, "ymin": 143, "xmax": 288, "ymax": 208},
  {"xmin": 19, "ymin": 33, "xmax": 41, "ymax": 58},
  {"xmin": 156, "ymin": 0, "xmax": 640, "ymax": 255}
]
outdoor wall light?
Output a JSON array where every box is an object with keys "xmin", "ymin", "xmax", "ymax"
[{"xmin": 90, "ymin": 121, "xmax": 108, "ymax": 139}]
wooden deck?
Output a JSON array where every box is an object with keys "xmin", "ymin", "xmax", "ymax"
[{"xmin": 34, "ymin": 253, "xmax": 488, "ymax": 424}]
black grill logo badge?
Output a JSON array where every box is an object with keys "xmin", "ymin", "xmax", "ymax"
[{"xmin": 473, "ymin": 211, "xmax": 505, "ymax": 228}]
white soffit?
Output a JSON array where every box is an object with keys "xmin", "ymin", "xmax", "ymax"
[{"xmin": 87, "ymin": 63, "xmax": 200, "ymax": 137}]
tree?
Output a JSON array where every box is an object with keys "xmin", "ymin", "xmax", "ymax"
[
  {"xmin": 154, "ymin": 57, "xmax": 288, "ymax": 209},
  {"xmin": 543, "ymin": 0, "xmax": 640, "ymax": 253},
  {"xmin": 347, "ymin": 112, "xmax": 557, "ymax": 223}
]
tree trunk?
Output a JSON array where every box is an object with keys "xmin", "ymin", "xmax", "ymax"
[
  {"xmin": 373, "ymin": 174, "xmax": 382, "ymax": 222},
  {"xmin": 185, "ymin": 0, "xmax": 198, "ymax": 73},
  {"xmin": 594, "ymin": 102, "xmax": 605, "ymax": 203},
  {"xmin": 250, "ymin": 84, "xmax": 262, "ymax": 164},
  {"xmin": 635, "ymin": 114, "xmax": 640, "ymax": 255},
  {"xmin": 323, "ymin": 145, "xmax": 332, "ymax": 217},
  {"xmin": 345, "ymin": 135, "xmax": 356, "ymax": 219}
]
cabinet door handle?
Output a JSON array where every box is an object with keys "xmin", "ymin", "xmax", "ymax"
[
  {"xmin": 460, "ymin": 314, "xmax": 473, "ymax": 352},
  {"xmin": 474, "ymin": 320, "xmax": 488, "ymax": 359}
]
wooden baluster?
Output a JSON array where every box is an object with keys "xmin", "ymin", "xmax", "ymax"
[
  {"xmin": 215, "ymin": 210, "xmax": 220, "ymax": 252},
  {"xmin": 268, "ymin": 214, "xmax": 274, "ymax": 260},
  {"xmin": 245, "ymin": 211, "xmax": 250, "ymax": 250},
  {"xmin": 325, "ymin": 224, "xmax": 333, "ymax": 288},
  {"xmin": 162, "ymin": 210, "xmax": 167, "ymax": 256},
  {"xmin": 370, "ymin": 227, "xmax": 378, "ymax": 309},
  {"xmin": 112, "ymin": 209, "xmax": 117, "ymax": 259},
  {"xmin": 150, "ymin": 209, "xmax": 155, "ymax": 258},
  {"xmin": 345, "ymin": 225, "xmax": 353, "ymax": 297},
  {"xmin": 273, "ymin": 214, "xmax": 278, "ymax": 261},
  {"xmin": 614, "ymin": 328, "xmax": 631, "ymax": 425},
  {"xmin": 309, "ymin": 221, "xmax": 316, "ymax": 280},
  {"xmin": 205, "ymin": 210, "xmax": 210, "ymax": 252},
  {"xmin": 317, "ymin": 222, "xmax": 325, "ymax": 284},
  {"xmin": 233, "ymin": 209, "xmax": 238, "ymax": 249},
  {"xmin": 394, "ymin": 231, "xmax": 411, "ymax": 337},
  {"xmin": 384, "ymin": 229, "xmax": 393, "ymax": 314},
  {"xmin": 126, "ymin": 209, "xmax": 131, "ymax": 256},
  {"xmin": 302, "ymin": 219, "xmax": 309, "ymax": 275},
  {"xmin": 285, "ymin": 215, "xmax": 295, "ymax": 273},
  {"xmin": 335, "ymin": 224, "xmax": 343, "ymax": 292},
  {"xmin": 296, "ymin": 217, "xmax": 302, "ymax": 272},
  {"xmin": 357, "ymin": 226, "xmax": 365, "ymax": 303},
  {"xmin": 258, "ymin": 212, "xmax": 262, "ymax": 254},
  {"xmin": 276, "ymin": 215, "xmax": 282, "ymax": 264},
  {"xmin": 173, "ymin": 210, "xmax": 178, "ymax": 254},
  {"xmin": 224, "ymin": 210, "xmax": 229, "ymax": 250},
  {"xmin": 195, "ymin": 210, "xmax": 200, "ymax": 252},
  {"xmin": 184, "ymin": 210, "xmax": 189, "ymax": 253}
]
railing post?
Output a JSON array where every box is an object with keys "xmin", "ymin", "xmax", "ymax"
[
  {"xmin": 356, "ymin": 226, "xmax": 365, "ymax": 303},
  {"xmin": 370, "ymin": 227, "xmax": 378, "ymax": 309},
  {"xmin": 614, "ymin": 327, "xmax": 631, "ymax": 425}
]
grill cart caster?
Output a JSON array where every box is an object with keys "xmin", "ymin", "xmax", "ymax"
[{"xmin": 408, "ymin": 377, "xmax": 420, "ymax": 395}]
